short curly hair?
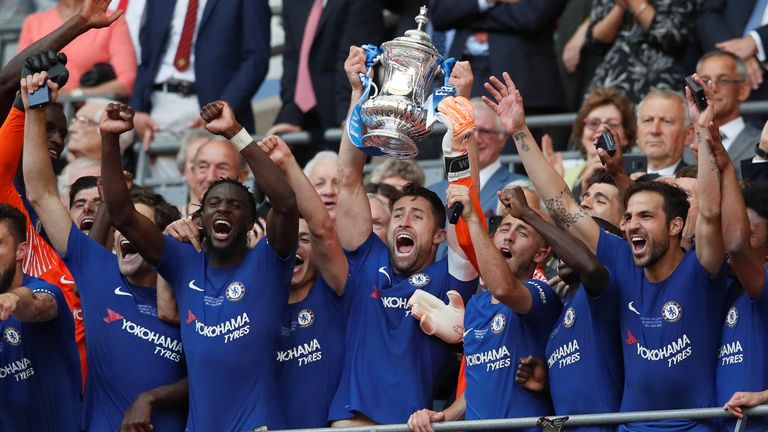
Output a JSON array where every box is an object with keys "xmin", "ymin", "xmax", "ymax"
[{"xmin": 573, "ymin": 87, "xmax": 637, "ymax": 156}]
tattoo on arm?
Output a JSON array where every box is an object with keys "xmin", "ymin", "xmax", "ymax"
[
  {"xmin": 513, "ymin": 132, "xmax": 528, "ymax": 152},
  {"xmin": 543, "ymin": 187, "xmax": 588, "ymax": 229}
]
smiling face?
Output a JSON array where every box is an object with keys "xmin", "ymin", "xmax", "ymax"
[
  {"xmin": 114, "ymin": 203, "xmax": 156, "ymax": 279},
  {"xmin": 192, "ymin": 140, "xmax": 243, "ymax": 197},
  {"xmin": 69, "ymin": 187, "xmax": 100, "ymax": 234},
  {"xmin": 623, "ymin": 191, "xmax": 681, "ymax": 268},
  {"xmin": 307, "ymin": 159, "xmax": 339, "ymax": 219},
  {"xmin": 201, "ymin": 182, "xmax": 253, "ymax": 260},
  {"xmin": 387, "ymin": 195, "xmax": 445, "ymax": 275},
  {"xmin": 491, "ymin": 214, "xmax": 548, "ymax": 279},
  {"xmin": 292, "ymin": 219, "xmax": 317, "ymax": 289}
]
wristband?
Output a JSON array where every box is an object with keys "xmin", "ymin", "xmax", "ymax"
[
  {"xmin": 444, "ymin": 154, "xmax": 471, "ymax": 182},
  {"xmin": 756, "ymin": 142, "xmax": 768, "ymax": 160},
  {"xmin": 229, "ymin": 128, "xmax": 253, "ymax": 151},
  {"xmin": 71, "ymin": 88, "xmax": 84, "ymax": 98}
]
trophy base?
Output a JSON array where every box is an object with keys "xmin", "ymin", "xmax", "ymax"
[{"xmin": 362, "ymin": 129, "xmax": 419, "ymax": 159}]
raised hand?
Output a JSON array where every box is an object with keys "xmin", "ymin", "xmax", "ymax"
[
  {"xmin": 447, "ymin": 60, "xmax": 473, "ymax": 99},
  {"xmin": 593, "ymin": 125, "xmax": 625, "ymax": 173},
  {"xmin": 407, "ymin": 289, "xmax": 465, "ymax": 344},
  {"xmin": 514, "ymin": 355, "xmax": 547, "ymax": 392},
  {"xmin": 19, "ymin": 71, "xmax": 60, "ymax": 109},
  {"xmin": 344, "ymin": 46, "xmax": 368, "ymax": 92},
  {"xmin": 445, "ymin": 183, "xmax": 476, "ymax": 221},
  {"xmin": 0, "ymin": 292, "xmax": 19, "ymax": 321},
  {"xmin": 684, "ymin": 73, "xmax": 715, "ymax": 129},
  {"xmin": 257, "ymin": 135, "xmax": 294, "ymax": 169},
  {"xmin": 99, "ymin": 103, "xmax": 134, "ymax": 135},
  {"xmin": 498, "ymin": 186, "xmax": 531, "ymax": 220},
  {"xmin": 79, "ymin": 0, "xmax": 124, "ymax": 29},
  {"xmin": 200, "ymin": 101, "xmax": 242, "ymax": 138},
  {"xmin": 482, "ymin": 72, "xmax": 526, "ymax": 134},
  {"xmin": 437, "ymin": 96, "xmax": 475, "ymax": 156}
]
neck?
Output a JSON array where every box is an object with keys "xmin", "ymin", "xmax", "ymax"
[
  {"xmin": 57, "ymin": 0, "xmax": 82, "ymax": 19},
  {"xmin": 126, "ymin": 271, "xmax": 158, "ymax": 288},
  {"xmin": 207, "ymin": 244, "xmax": 248, "ymax": 268},
  {"xmin": 643, "ymin": 242, "xmax": 685, "ymax": 282},
  {"xmin": 717, "ymin": 112, "xmax": 740, "ymax": 125},
  {"xmin": 289, "ymin": 278, "xmax": 314, "ymax": 304},
  {"xmin": 648, "ymin": 156, "xmax": 680, "ymax": 171}
]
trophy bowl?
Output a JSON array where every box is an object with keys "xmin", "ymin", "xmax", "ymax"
[{"xmin": 360, "ymin": 6, "xmax": 442, "ymax": 159}]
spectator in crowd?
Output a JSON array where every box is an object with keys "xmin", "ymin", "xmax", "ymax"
[
  {"xmin": 369, "ymin": 159, "xmax": 426, "ymax": 189},
  {"xmin": 258, "ymin": 135, "xmax": 348, "ymax": 428},
  {"xmin": 58, "ymin": 156, "xmax": 100, "ymax": 204},
  {"xmin": 269, "ymin": 0, "xmax": 384, "ymax": 163},
  {"xmin": 365, "ymin": 182, "xmax": 398, "ymax": 243},
  {"xmin": 683, "ymin": 51, "xmax": 760, "ymax": 179},
  {"xmin": 131, "ymin": 0, "xmax": 270, "ymax": 152},
  {"xmin": 430, "ymin": 98, "xmax": 527, "ymax": 218},
  {"xmin": 101, "ymin": 100, "xmax": 298, "ymax": 430},
  {"xmin": 636, "ymin": 89, "xmax": 693, "ymax": 176},
  {"xmin": 108, "ymin": 0, "xmax": 146, "ymax": 61},
  {"xmin": 0, "ymin": 204, "xmax": 81, "ymax": 431},
  {"xmin": 329, "ymin": 46, "xmax": 477, "ymax": 426},
  {"xmin": 18, "ymin": 0, "xmax": 136, "ymax": 98},
  {"xmin": 184, "ymin": 138, "xmax": 248, "ymax": 217},
  {"xmin": 486, "ymin": 71, "xmax": 727, "ymax": 430},
  {"xmin": 564, "ymin": 87, "xmax": 635, "ymax": 199},
  {"xmin": 20, "ymin": 73, "xmax": 187, "ymax": 431},
  {"xmin": 431, "ymin": 0, "xmax": 566, "ymax": 115},
  {"xmin": 303, "ymin": 150, "xmax": 340, "ymax": 220},
  {"xmin": 66, "ymin": 97, "xmax": 131, "ymax": 162},
  {"xmin": 588, "ymin": 0, "xmax": 695, "ymax": 103},
  {"xmin": 175, "ymin": 128, "xmax": 216, "ymax": 215}
]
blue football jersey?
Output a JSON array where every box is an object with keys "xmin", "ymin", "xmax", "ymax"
[
  {"xmin": 329, "ymin": 233, "xmax": 477, "ymax": 424},
  {"xmin": 278, "ymin": 276, "xmax": 347, "ymax": 427},
  {"xmin": 463, "ymin": 281, "xmax": 560, "ymax": 429},
  {"xmin": 597, "ymin": 230, "xmax": 727, "ymax": 432},
  {"xmin": 545, "ymin": 277, "xmax": 623, "ymax": 432},
  {"xmin": 716, "ymin": 270, "xmax": 768, "ymax": 432},
  {"xmin": 157, "ymin": 235, "xmax": 293, "ymax": 431},
  {"xmin": 0, "ymin": 275, "xmax": 81, "ymax": 431},
  {"xmin": 63, "ymin": 227, "xmax": 186, "ymax": 431}
]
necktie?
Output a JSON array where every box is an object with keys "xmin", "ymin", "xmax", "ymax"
[
  {"xmin": 744, "ymin": 0, "xmax": 768, "ymax": 36},
  {"xmin": 720, "ymin": 131, "xmax": 727, "ymax": 141},
  {"xmin": 295, "ymin": 0, "xmax": 323, "ymax": 113},
  {"xmin": 173, "ymin": 0, "xmax": 199, "ymax": 72},
  {"xmin": 116, "ymin": 0, "xmax": 129, "ymax": 11}
]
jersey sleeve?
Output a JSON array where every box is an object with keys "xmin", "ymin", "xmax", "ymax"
[
  {"xmin": 586, "ymin": 268, "xmax": 620, "ymax": 324},
  {"xmin": 156, "ymin": 235, "xmax": 199, "ymax": 296},
  {"xmin": 62, "ymin": 224, "xmax": 114, "ymax": 299},
  {"xmin": 25, "ymin": 278, "xmax": 68, "ymax": 323},
  {"xmin": 520, "ymin": 279, "xmax": 562, "ymax": 331},
  {"xmin": 596, "ymin": 228, "xmax": 630, "ymax": 274},
  {"xmin": 0, "ymin": 108, "xmax": 26, "ymax": 208}
]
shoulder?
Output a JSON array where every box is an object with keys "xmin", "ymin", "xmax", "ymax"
[{"xmin": 23, "ymin": 275, "xmax": 63, "ymax": 300}]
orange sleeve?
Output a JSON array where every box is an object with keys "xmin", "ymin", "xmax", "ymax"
[
  {"xmin": 456, "ymin": 356, "xmax": 466, "ymax": 399},
  {"xmin": 449, "ymin": 176, "xmax": 486, "ymax": 273}
]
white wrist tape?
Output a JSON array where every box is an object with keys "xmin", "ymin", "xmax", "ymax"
[{"xmin": 229, "ymin": 128, "xmax": 253, "ymax": 151}]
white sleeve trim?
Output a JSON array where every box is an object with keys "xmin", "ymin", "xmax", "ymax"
[
  {"xmin": 750, "ymin": 31, "xmax": 766, "ymax": 62},
  {"xmin": 448, "ymin": 247, "xmax": 478, "ymax": 281}
]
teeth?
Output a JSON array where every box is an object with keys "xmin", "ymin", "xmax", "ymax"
[
  {"xmin": 397, "ymin": 233, "xmax": 413, "ymax": 241},
  {"xmin": 120, "ymin": 240, "xmax": 131, "ymax": 246},
  {"xmin": 631, "ymin": 236, "xmax": 643, "ymax": 242},
  {"xmin": 214, "ymin": 219, "xmax": 231, "ymax": 228}
]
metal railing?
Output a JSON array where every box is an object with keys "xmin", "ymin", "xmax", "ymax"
[{"xmin": 272, "ymin": 406, "xmax": 768, "ymax": 432}]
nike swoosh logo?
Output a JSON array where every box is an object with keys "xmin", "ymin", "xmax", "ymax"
[
  {"xmin": 114, "ymin": 286, "xmax": 133, "ymax": 297},
  {"xmin": 628, "ymin": 301, "xmax": 640, "ymax": 316},
  {"xmin": 188, "ymin": 280, "xmax": 204, "ymax": 292},
  {"xmin": 378, "ymin": 266, "xmax": 391, "ymax": 286},
  {"xmin": 60, "ymin": 275, "xmax": 74, "ymax": 285},
  {"xmin": 463, "ymin": 328, "xmax": 473, "ymax": 338}
]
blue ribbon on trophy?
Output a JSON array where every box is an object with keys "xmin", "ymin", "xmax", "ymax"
[
  {"xmin": 346, "ymin": 44, "xmax": 385, "ymax": 156},
  {"xmin": 425, "ymin": 57, "xmax": 457, "ymax": 128}
]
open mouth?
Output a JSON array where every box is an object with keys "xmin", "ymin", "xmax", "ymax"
[
  {"xmin": 293, "ymin": 253, "xmax": 305, "ymax": 274},
  {"xmin": 120, "ymin": 239, "xmax": 137, "ymax": 258},
  {"xmin": 499, "ymin": 247, "xmax": 512, "ymax": 259},
  {"xmin": 79, "ymin": 217, "xmax": 94, "ymax": 231},
  {"xmin": 630, "ymin": 235, "xmax": 647, "ymax": 254},
  {"xmin": 395, "ymin": 232, "xmax": 415, "ymax": 256},
  {"xmin": 323, "ymin": 200, "xmax": 336, "ymax": 210},
  {"xmin": 212, "ymin": 219, "xmax": 232, "ymax": 240}
]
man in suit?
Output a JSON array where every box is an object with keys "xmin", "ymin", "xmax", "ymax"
[
  {"xmin": 636, "ymin": 89, "xmax": 692, "ymax": 176},
  {"xmin": 428, "ymin": 98, "xmax": 526, "ymax": 217},
  {"xmin": 268, "ymin": 0, "xmax": 383, "ymax": 163},
  {"xmin": 685, "ymin": 51, "xmax": 759, "ymax": 179},
  {"xmin": 130, "ymin": 0, "xmax": 271, "ymax": 148},
  {"xmin": 430, "ymin": 0, "xmax": 566, "ymax": 114}
]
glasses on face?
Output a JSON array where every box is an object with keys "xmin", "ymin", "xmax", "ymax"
[
  {"xmin": 474, "ymin": 128, "xmax": 503, "ymax": 139},
  {"xmin": 700, "ymin": 77, "xmax": 745, "ymax": 87},
  {"xmin": 584, "ymin": 118, "xmax": 622, "ymax": 131},
  {"xmin": 70, "ymin": 115, "xmax": 98, "ymax": 127}
]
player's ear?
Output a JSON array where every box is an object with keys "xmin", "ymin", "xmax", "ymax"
[
  {"xmin": 432, "ymin": 227, "xmax": 446, "ymax": 245},
  {"xmin": 15, "ymin": 241, "xmax": 28, "ymax": 262}
]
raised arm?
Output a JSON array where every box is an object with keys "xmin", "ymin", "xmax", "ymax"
[
  {"xmin": 500, "ymin": 187, "xmax": 609, "ymax": 297},
  {"xmin": 446, "ymin": 184, "xmax": 532, "ymax": 314},
  {"xmin": 483, "ymin": 73, "xmax": 600, "ymax": 251},
  {"xmin": 258, "ymin": 135, "xmax": 348, "ymax": 294},
  {"xmin": 686, "ymin": 76, "xmax": 725, "ymax": 276},
  {"xmin": 0, "ymin": 287, "xmax": 57, "ymax": 322},
  {"xmin": 0, "ymin": 0, "xmax": 122, "ymax": 122},
  {"xmin": 21, "ymin": 73, "xmax": 72, "ymax": 255},
  {"xmin": 336, "ymin": 46, "xmax": 373, "ymax": 250},
  {"xmin": 199, "ymin": 101, "xmax": 298, "ymax": 258},
  {"xmin": 101, "ymin": 104, "xmax": 166, "ymax": 264}
]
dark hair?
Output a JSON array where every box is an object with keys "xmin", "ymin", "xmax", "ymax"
[
  {"xmin": 623, "ymin": 181, "xmax": 689, "ymax": 228},
  {"xmin": 69, "ymin": 176, "xmax": 99, "ymax": 207},
  {"xmin": 0, "ymin": 204, "xmax": 27, "ymax": 244},
  {"xmin": 390, "ymin": 183, "xmax": 447, "ymax": 230},
  {"xmin": 365, "ymin": 182, "xmax": 399, "ymax": 203},
  {"xmin": 675, "ymin": 165, "xmax": 698, "ymax": 179},
  {"xmin": 130, "ymin": 188, "xmax": 181, "ymax": 231},
  {"xmin": 633, "ymin": 173, "xmax": 661, "ymax": 183},
  {"xmin": 743, "ymin": 181, "xmax": 768, "ymax": 223},
  {"xmin": 201, "ymin": 178, "xmax": 257, "ymax": 220},
  {"xmin": 587, "ymin": 169, "xmax": 617, "ymax": 188},
  {"xmin": 573, "ymin": 87, "xmax": 637, "ymax": 156}
]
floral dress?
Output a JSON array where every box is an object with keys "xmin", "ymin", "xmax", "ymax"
[{"xmin": 587, "ymin": 0, "xmax": 695, "ymax": 103}]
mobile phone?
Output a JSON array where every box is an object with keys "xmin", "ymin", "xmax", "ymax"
[
  {"xmin": 622, "ymin": 154, "xmax": 648, "ymax": 174},
  {"xmin": 596, "ymin": 131, "xmax": 617, "ymax": 158},
  {"xmin": 27, "ymin": 61, "xmax": 68, "ymax": 109},
  {"xmin": 685, "ymin": 75, "xmax": 707, "ymax": 111}
]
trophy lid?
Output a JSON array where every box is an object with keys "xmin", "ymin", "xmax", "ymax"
[{"xmin": 385, "ymin": 5, "xmax": 440, "ymax": 57}]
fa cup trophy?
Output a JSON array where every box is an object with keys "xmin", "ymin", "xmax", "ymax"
[{"xmin": 346, "ymin": 6, "xmax": 455, "ymax": 159}]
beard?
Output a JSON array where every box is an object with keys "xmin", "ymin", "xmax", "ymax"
[
  {"xmin": 0, "ymin": 261, "xmax": 16, "ymax": 293},
  {"xmin": 634, "ymin": 234, "xmax": 670, "ymax": 268},
  {"xmin": 204, "ymin": 230, "xmax": 248, "ymax": 262}
]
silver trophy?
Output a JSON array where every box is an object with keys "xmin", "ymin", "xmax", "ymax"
[{"xmin": 360, "ymin": 6, "xmax": 445, "ymax": 159}]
